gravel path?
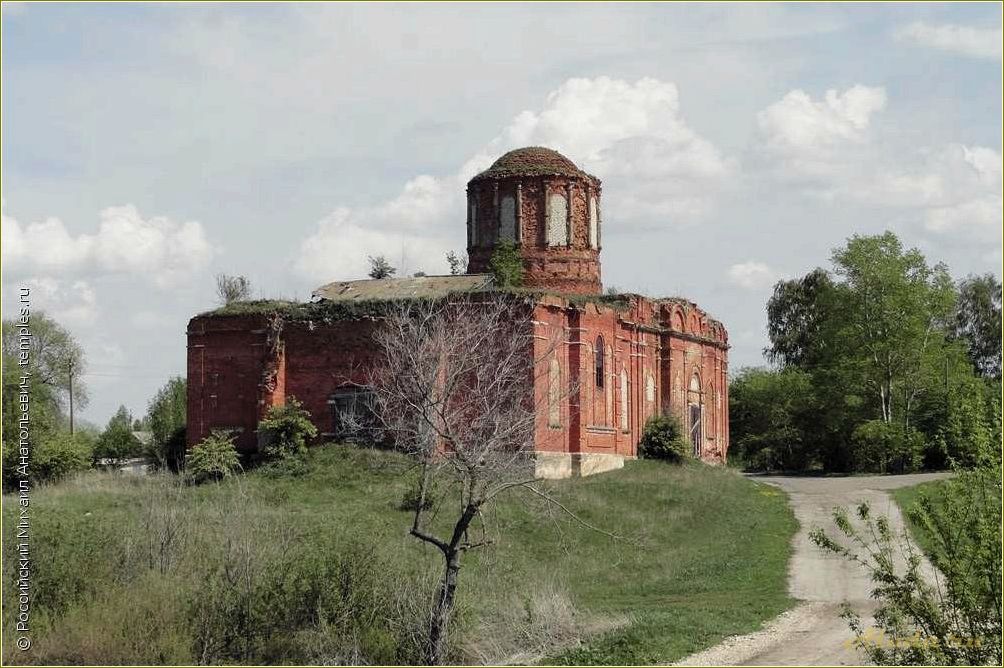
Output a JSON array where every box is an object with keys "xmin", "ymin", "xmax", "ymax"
[{"xmin": 673, "ymin": 472, "xmax": 951, "ymax": 666}]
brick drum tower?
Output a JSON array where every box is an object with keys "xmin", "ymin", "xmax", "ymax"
[{"xmin": 466, "ymin": 147, "xmax": 602, "ymax": 295}]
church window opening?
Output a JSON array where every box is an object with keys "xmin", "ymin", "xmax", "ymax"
[
  {"xmin": 619, "ymin": 369, "xmax": 629, "ymax": 432},
  {"xmin": 500, "ymin": 195, "xmax": 516, "ymax": 242},
  {"xmin": 688, "ymin": 372, "xmax": 702, "ymax": 456},
  {"xmin": 469, "ymin": 201, "xmax": 479, "ymax": 246},
  {"xmin": 548, "ymin": 355, "xmax": 561, "ymax": 427},
  {"xmin": 547, "ymin": 193, "xmax": 568, "ymax": 246},
  {"xmin": 589, "ymin": 196, "xmax": 599, "ymax": 249},
  {"xmin": 328, "ymin": 386, "xmax": 377, "ymax": 442},
  {"xmin": 595, "ymin": 336, "xmax": 605, "ymax": 389}
]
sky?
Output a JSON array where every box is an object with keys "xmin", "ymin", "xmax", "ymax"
[{"xmin": 2, "ymin": 1, "xmax": 1001, "ymax": 427}]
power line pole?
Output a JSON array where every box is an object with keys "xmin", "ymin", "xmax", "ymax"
[{"xmin": 68, "ymin": 359, "xmax": 75, "ymax": 436}]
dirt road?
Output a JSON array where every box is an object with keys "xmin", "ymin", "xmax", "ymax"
[{"xmin": 676, "ymin": 472, "xmax": 951, "ymax": 666}]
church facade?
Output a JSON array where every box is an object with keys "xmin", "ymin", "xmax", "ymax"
[{"xmin": 187, "ymin": 147, "xmax": 729, "ymax": 477}]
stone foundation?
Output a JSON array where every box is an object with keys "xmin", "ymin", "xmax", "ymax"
[{"xmin": 535, "ymin": 452, "xmax": 628, "ymax": 479}]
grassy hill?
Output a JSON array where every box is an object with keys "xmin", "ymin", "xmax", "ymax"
[{"xmin": 2, "ymin": 445, "xmax": 796, "ymax": 665}]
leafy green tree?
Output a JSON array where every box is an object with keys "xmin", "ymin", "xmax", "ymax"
[
  {"xmin": 146, "ymin": 376, "xmax": 187, "ymax": 471},
  {"xmin": 94, "ymin": 405, "xmax": 141, "ymax": 466},
  {"xmin": 952, "ymin": 273, "xmax": 1002, "ymax": 379},
  {"xmin": 2, "ymin": 312, "xmax": 87, "ymax": 432},
  {"xmin": 765, "ymin": 268, "xmax": 840, "ymax": 369},
  {"xmin": 488, "ymin": 240, "xmax": 524, "ymax": 288},
  {"xmin": 831, "ymin": 232, "xmax": 956, "ymax": 427},
  {"xmin": 1, "ymin": 309, "xmax": 86, "ymax": 409},
  {"xmin": 367, "ymin": 255, "xmax": 397, "ymax": 280},
  {"xmin": 2, "ymin": 313, "xmax": 89, "ymax": 488},
  {"xmin": 729, "ymin": 367, "xmax": 819, "ymax": 471},
  {"xmin": 756, "ymin": 232, "xmax": 994, "ymax": 472}
]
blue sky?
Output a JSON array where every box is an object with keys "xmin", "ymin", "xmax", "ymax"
[{"xmin": 2, "ymin": 1, "xmax": 1001, "ymax": 426}]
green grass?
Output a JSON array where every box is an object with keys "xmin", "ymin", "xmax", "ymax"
[
  {"xmin": 3, "ymin": 445, "xmax": 796, "ymax": 665},
  {"xmin": 891, "ymin": 479, "xmax": 950, "ymax": 558}
]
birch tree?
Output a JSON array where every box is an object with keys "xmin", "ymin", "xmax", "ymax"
[{"xmin": 831, "ymin": 232, "xmax": 955, "ymax": 427}]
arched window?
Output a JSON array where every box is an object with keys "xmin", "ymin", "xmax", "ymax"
[
  {"xmin": 589, "ymin": 196, "xmax": 599, "ymax": 249},
  {"xmin": 619, "ymin": 369, "xmax": 629, "ymax": 432},
  {"xmin": 548, "ymin": 355, "xmax": 561, "ymax": 428},
  {"xmin": 547, "ymin": 193, "xmax": 568, "ymax": 246},
  {"xmin": 595, "ymin": 336, "xmax": 605, "ymax": 389},
  {"xmin": 688, "ymin": 373, "xmax": 702, "ymax": 456},
  {"xmin": 499, "ymin": 195, "xmax": 516, "ymax": 242}
]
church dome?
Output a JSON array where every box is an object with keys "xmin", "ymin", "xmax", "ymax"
[{"xmin": 469, "ymin": 146, "xmax": 597, "ymax": 183}]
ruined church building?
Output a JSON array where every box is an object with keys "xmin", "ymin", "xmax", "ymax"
[{"xmin": 187, "ymin": 147, "xmax": 729, "ymax": 477}]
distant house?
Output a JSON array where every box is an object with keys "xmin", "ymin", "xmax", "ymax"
[{"xmin": 187, "ymin": 148, "xmax": 729, "ymax": 478}]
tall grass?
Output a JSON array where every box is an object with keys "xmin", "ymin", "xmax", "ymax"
[{"xmin": 2, "ymin": 445, "xmax": 796, "ymax": 665}]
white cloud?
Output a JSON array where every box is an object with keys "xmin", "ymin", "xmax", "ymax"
[
  {"xmin": 728, "ymin": 261, "xmax": 781, "ymax": 290},
  {"xmin": 19, "ymin": 278, "xmax": 98, "ymax": 326},
  {"xmin": 756, "ymin": 85, "xmax": 887, "ymax": 155},
  {"xmin": 896, "ymin": 21, "xmax": 1002, "ymax": 60},
  {"xmin": 295, "ymin": 207, "xmax": 451, "ymax": 283},
  {"xmin": 294, "ymin": 76, "xmax": 734, "ymax": 283},
  {"xmin": 2, "ymin": 203, "xmax": 216, "ymax": 287},
  {"xmin": 753, "ymin": 86, "xmax": 1002, "ymax": 244}
]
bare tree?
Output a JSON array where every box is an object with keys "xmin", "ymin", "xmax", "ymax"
[
  {"xmin": 215, "ymin": 274, "xmax": 251, "ymax": 305},
  {"xmin": 368, "ymin": 293, "xmax": 570, "ymax": 664}
]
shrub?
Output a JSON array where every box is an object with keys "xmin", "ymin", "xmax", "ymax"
[
  {"xmin": 3, "ymin": 431, "xmax": 92, "ymax": 491},
  {"xmin": 638, "ymin": 414, "xmax": 689, "ymax": 462},
  {"xmin": 258, "ymin": 454, "xmax": 311, "ymax": 479},
  {"xmin": 257, "ymin": 398, "xmax": 318, "ymax": 462},
  {"xmin": 186, "ymin": 431, "xmax": 240, "ymax": 484},
  {"xmin": 933, "ymin": 383, "xmax": 996, "ymax": 469},
  {"xmin": 811, "ymin": 463, "xmax": 1001, "ymax": 665},
  {"xmin": 850, "ymin": 420, "xmax": 924, "ymax": 473},
  {"xmin": 34, "ymin": 433, "xmax": 93, "ymax": 483},
  {"xmin": 488, "ymin": 240, "xmax": 524, "ymax": 288}
]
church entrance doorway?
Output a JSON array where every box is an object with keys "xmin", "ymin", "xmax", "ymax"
[{"xmin": 689, "ymin": 403, "xmax": 702, "ymax": 457}]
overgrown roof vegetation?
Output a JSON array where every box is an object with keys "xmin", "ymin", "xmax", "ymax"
[
  {"xmin": 197, "ymin": 289, "xmax": 682, "ymax": 322},
  {"xmin": 469, "ymin": 146, "xmax": 599, "ymax": 183}
]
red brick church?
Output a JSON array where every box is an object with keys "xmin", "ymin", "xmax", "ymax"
[{"xmin": 187, "ymin": 147, "xmax": 729, "ymax": 477}]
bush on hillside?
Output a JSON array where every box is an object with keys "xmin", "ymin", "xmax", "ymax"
[
  {"xmin": 186, "ymin": 431, "xmax": 240, "ymax": 484},
  {"xmin": 638, "ymin": 414, "xmax": 689, "ymax": 463},
  {"xmin": 257, "ymin": 398, "xmax": 317, "ymax": 463},
  {"xmin": 849, "ymin": 420, "xmax": 924, "ymax": 474},
  {"xmin": 2, "ymin": 432, "xmax": 93, "ymax": 491}
]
